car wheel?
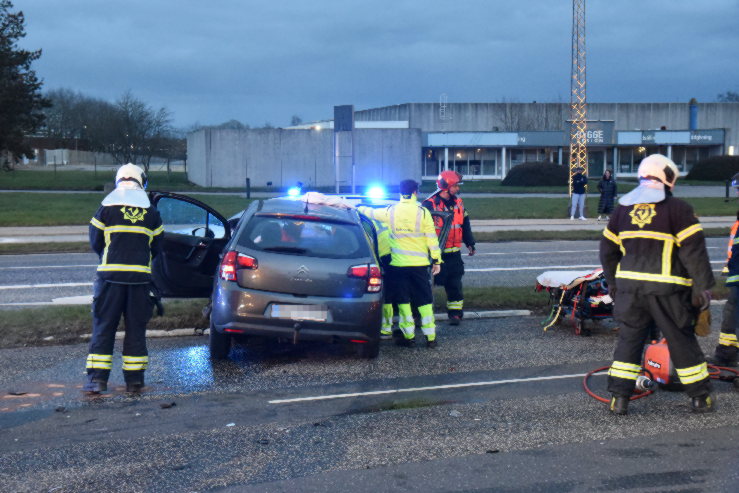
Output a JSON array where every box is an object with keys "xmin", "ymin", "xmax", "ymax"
[
  {"xmin": 356, "ymin": 338, "xmax": 380, "ymax": 359},
  {"xmin": 209, "ymin": 322, "xmax": 232, "ymax": 360}
]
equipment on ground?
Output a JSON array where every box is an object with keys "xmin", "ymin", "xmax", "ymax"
[
  {"xmin": 583, "ymin": 338, "xmax": 739, "ymax": 407},
  {"xmin": 536, "ymin": 268, "xmax": 612, "ymax": 335}
]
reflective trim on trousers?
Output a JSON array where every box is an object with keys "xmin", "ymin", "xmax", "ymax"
[
  {"xmin": 122, "ymin": 355, "xmax": 149, "ymax": 372},
  {"xmin": 381, "ymin": 304, "xmax": 394, "ymax": 330},
  {"xmin": 86, "ymin": 353, "xmax": 113, "ymax": 370},
  {"xmin": 608, "ymin": 360, "xmax": 641, "ymax": 381},
  {"xmin": 676, "ymin": 362, "xmax": 709, "ymax": 385},
  {"xmin": 397, "ymin": 304, "xmax": 415, "ymax": 339},
  {"xmin": 719, "ymin": 332, "xmax": 739, "ymax": 347},
  {"xmin": 417, "ymin": 304, "xmax": 436, "ymax": 337}
]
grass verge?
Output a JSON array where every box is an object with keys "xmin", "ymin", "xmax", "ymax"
[
  {"xmin": 0, "ymin": 192, "xmax": 252, "ymax": 226},
  {"xmin": 2, "ymin": 299, "xmax": 210, "ymax": 349},
  {"xmin": 1, "ymin": 192, "xmax": 736, "ymax": 226},
  {"xmin": 2, "ymin": 285, "xmax": 728, "ymax": 349}
]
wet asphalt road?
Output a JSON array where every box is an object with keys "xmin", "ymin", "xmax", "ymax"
[
  {"xmin": 1, "ymin": 310, "xmax": 738, "ymax": 491},
  {"xmin": 0, "ymin": 238, "xmax": 728, "ymax": 306}
]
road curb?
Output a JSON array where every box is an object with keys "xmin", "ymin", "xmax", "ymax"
[{"xmin": 77, "ymin": 309, "xmax": 533, "ymax": 341}]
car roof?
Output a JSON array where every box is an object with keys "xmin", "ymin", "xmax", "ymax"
[{"xmin": 257, "ymin": 197, "xmax": 360, "ymax": 223}]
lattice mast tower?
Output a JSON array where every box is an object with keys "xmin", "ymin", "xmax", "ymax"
[{"xmin": 569, "ymin": 0, "xmax": 588, "ymax": 195}]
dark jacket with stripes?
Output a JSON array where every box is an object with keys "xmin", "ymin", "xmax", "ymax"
[
  {"xmin": 89, "ymin": 204, "xmax": 164, "ymax": 284},
  {"xmin": 600, "ymin": 196, "xmax": 714, "ymax": 296}
]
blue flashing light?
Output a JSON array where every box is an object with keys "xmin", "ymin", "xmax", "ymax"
[
  {"xmin": 366, "ymin": 185, "xmax": 386, "ymax": 200},
  {"xmin": 287, "ymin": 186, "xmax": 301, "ymax": 197}
]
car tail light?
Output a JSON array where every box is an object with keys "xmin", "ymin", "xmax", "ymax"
[
  {"xmin": 348, "ymin": 263, "xmax": 382, "ymax": 293},
  {"xmin": 219, "ymin": 251, "xmax": 258, "ymax": 281}
]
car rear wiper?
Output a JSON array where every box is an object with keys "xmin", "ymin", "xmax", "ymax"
[{"xmin": 262, "ymin": 246, "xmax": 310, "ymax": 254}]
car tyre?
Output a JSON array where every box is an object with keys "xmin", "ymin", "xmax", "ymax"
[
  {"xmin": 209, "ymin": 322, "xmax": 232, "ymax": 360},
  {"xmin": 357, "ymin": 338, "xmax": 380, "ymax": 359}
]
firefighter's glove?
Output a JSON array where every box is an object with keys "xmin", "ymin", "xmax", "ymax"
[
  {"xmin": 468, "ymin": 245, "xmax": 476, "ymax": 256},
  {"xmin": 691, "ymin": 290, "xmax": 712, "ymax": 312},
  {"xmin": 431, "ymin": 263, "xmax": 441, "ymax": 276},
  {"xmin": 721, "ymin": 265, "xmax": 729, "ymax": 277}
]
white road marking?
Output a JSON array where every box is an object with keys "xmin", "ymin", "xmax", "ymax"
[
  {"xmin": 468, "ymin": 260, "xmax": 725, "ymax": 272},
  {"xmin": 0, "ymin": 295, "xmax": 93, "ymax": 306},
  {"xmin": 268, "ymin": 372, "xmax": 601, "ymax": 404},
  {"xmin": 0, "ymin": 282, "xmax": 93, "ymax": 290},
  {"xmin": 468, "ymin": 264, "xmax": 600, "ymax": 272},
  {"xmin": 476, "ymin": 246, "xmax": 720, "ymax": 256},
  {"xmin": 3, "ymin": 264, "xmax": 97, "ymax": 270}
]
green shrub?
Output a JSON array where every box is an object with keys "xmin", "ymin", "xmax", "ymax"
[
  {"xmin": 501, "ymin": 162, "xmax": 570, "ymax": 186},
  {"xmin": 685, "ymin": 156, "xmax": 739, "ymax": 181}
]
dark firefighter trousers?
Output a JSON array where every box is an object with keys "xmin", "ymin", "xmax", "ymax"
[
  {"xmin": 87, "ymin": 279, "xmax": 153, "ymax": 384},
  {"xmin": 717, "ymin": 286, "xmax": 739, "ymax": 361},
  {"xmin": 608, "ymin": 290, "xmax": 711, "ymax": 398},
  {"xmin": 434, "ymin": 251, "xmax": 464, "ymax": 317}
]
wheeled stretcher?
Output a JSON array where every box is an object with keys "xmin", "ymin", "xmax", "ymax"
[{"xmin": 535, "ymin": 268, "xmax": 613, "ymax": 335}]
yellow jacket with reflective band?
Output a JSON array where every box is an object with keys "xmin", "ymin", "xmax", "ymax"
[
  {"xmin": 358, "ymin": 197, "xmax": 442, "ymax": 267},
  {"xmin": 600, "ymin": 196, "xmax": 714, "ymax": 295},
  {"xmin": 89, "ymin": 204, "xmax": 164, "ymax": 284},
  {"xmin": 371, "ymin": 219, "xmax": 391, "ymax": 258}
]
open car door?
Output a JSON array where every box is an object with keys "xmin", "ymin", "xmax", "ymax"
[{"xmin": 149, "ymin": 192, "xmax": 232, "ymax": 298}]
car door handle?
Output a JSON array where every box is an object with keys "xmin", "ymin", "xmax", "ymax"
[{"xmin": 185, "ymin": 241, "xmax": 209, "ymax": 261}]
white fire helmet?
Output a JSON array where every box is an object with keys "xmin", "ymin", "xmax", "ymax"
[
  {"xmin": 638, "ymin": 154, "xmax": 679, "ymax": 189},
  {"xmin": 115, "ymin": 163, "xmax": 147, "ymax": 189},
  {"xmin": 102, "ymin": 163, "xmax": 150, "ymax": 208}
]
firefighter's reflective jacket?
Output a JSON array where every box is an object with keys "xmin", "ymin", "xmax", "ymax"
[
  {"xmin": 423, "ymin": 194, "xmax": 475, "ymax": 253},
  {"xmin": 89, "ymin": 204, "xmax": 164, "ymax": 283},
  {"xmin": 358, "ymin": 197, "xmax": 442, "ymax": 267},
  {"xmin": 600, "ymin": 196, "xmax": 714, "ymax": 295}
]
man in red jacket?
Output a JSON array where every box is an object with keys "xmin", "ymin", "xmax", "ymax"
[{"xmin": 422, "ymin": 170, "xmax": 476, "ymax": 325}]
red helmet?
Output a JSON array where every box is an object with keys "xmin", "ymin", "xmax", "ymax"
[{"xmin": 437, "ymin": 170, "xmax": 462, "ymax": 191}]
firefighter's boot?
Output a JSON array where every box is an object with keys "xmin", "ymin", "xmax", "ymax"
[
  {"xmin": 609, "ymin": 395, "xmax": 629, "ymax": 415},
  {"xmin": 83, "ymin": 375, "xmax": 108, "ymax": 395},
  {"xmin": 691, "ymin": 394, "xmax": 715, "ymax": 413}
]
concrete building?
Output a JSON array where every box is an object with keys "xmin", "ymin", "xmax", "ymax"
[{"xmin": 187, "ymin": 102, "xmax": 739, "ymax": 189}]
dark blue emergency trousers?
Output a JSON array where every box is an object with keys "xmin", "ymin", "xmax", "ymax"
[{"xmin": 88, "ymin": 279, "xmax": 153, "ymax": 384}]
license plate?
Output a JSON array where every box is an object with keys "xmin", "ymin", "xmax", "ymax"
[{"xmin": 270, "ymin": 304, "xmax": 327, "ymax": 322}]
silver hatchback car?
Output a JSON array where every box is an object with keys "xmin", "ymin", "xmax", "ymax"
[{"xmin": 150, "ymin": 191, "xmax": 450, "ymax": 360}]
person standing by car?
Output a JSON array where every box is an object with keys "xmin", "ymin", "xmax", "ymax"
[
  {"xmin": 597, "ymin": 169, "xmax": 617, "ymax": 221},
  {"xmin": 422, "ymin": 170, "xmax": 476, "ymax": 325},
  {"xmin": 600, "ymin": 154, "xmax": 715, "ymax": 415},
  {"xmin": 570, "ymin": 167, "xmax": 588, "ymax": 220},
  {"xmin": 84, "ymin": 163, "xmax": 163, "ymax": 395},
  {"xmin": 357, "ymin": 179, "xmax": 442, "ymax": 348}
]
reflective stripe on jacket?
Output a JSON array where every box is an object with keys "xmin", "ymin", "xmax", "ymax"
[
  {"xmin": 599, "ymin": 196, "xmax": 714, "ymax": 295},
  {"xmin": 89, "ymin": 204, "xmax": 164, "ymax": 283},
  {"xmin": 358, "ymin": 197, "xmax": 442, "ymax": 267}
]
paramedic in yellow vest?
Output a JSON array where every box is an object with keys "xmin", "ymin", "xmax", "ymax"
[
  {"xmin": 422, "ymin": 170, "xmax": 476, "ymax": 325},
  {"xmin": 358, "ymin": 179, "xmax": 442, "ymax": 348}
]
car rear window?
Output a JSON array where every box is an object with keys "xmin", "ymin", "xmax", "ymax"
[{"xmin": 237, "ymin": 216, "xmax": 370, "ymax": 259}]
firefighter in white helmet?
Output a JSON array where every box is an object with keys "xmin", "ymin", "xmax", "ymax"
[
  {"xmin": 84, "ymin": 163, "xmax": 163, "ymax": 395},
  {"xmin": 600, "ymin": 154, "xmax": 715, "ymax": 414}
]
